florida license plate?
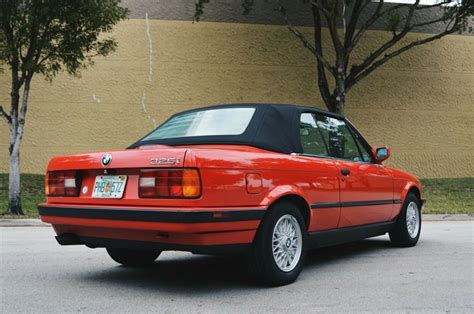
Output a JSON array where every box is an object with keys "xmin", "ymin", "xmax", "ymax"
[{"xmin": 92, "ymin": 175, "xmax": 127, "ymax": 198}]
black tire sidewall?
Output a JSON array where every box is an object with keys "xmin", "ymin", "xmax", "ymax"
[
  {"xmin": 253, "ymin": 201, "xmax": 307, "ymax": 286},
  {"xmin": 106, "ymin": 248, "xmax": 161, "ymax": 267},
  {"xmin": 390, "ymin": 193, "xmax": 422, "ymax": 246}
]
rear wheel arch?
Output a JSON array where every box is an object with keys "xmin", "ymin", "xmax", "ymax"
[
  {"xmin": 266, "ymin": 194, "xmax": 311, "ymax": 230},
  {"xmin": 248, "ymin": 196, "xmax": 308, "ymax": 285},
  {"xmin": 406, "ymin": 186, "xmax": 421, "ymax": 204}
]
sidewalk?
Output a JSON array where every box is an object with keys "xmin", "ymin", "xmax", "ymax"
[
  {"xmin": 0, "ymin": 214, "xmax": 472, "ymax": 227},
  {"xmin": 0, "ymin": 219, "xmax": 49, "ymax": 227},
  {"xmin": 422, "ymin": 214, "xmax": 473, "ymax": 221}
]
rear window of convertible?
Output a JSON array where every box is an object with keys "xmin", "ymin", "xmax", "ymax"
[{"xmin": 142, "ymin": 107, "xmax": 256, "ymax": 140}]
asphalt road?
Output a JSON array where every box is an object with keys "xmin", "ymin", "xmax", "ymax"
[{"xmin": 1, "ymin": 221, "xmax": 472, "ymax": 313}]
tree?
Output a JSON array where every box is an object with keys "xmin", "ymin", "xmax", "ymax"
[
  {"xmin": 194, "ymin": 0, "xmax": 473, "ymax": 115},
  {"xmin": 0, "ymin": 0, "xmax": 128, "ymax": 215}
]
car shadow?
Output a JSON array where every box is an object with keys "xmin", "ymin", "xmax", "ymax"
[
  {"xmin": 305, "ymin": 236, "xmax": 393, "ymax": 268},
  {"xmin": 78, "ymin": 237, "xmax": 395, "ymax": 292}
]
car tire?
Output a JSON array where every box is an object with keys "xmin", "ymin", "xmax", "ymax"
[
  {"xmin": 248, "ymin": 201, "xmax": 307, "ymax": 286},
  {"xmin": 389, "ymin": 193, "xmax": 422, "ymax": 247},
  {"xmin": 106, "ymin": 248, "xmax": 161, "ymax": 267}
]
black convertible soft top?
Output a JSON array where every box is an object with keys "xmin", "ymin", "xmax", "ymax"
[{"xmin": 128, "ymin": 103, "xmax": 345, "ymax": 154}]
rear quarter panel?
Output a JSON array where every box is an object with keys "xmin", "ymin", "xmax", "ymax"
[{"xmin": 185, "ymin": 147, "xmax": 340, "ymax": 231}]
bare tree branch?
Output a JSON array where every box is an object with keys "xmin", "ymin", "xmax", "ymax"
[
  {"xmin": 278, "ymin": 0, "xmax": 335, "ymax": 75},
  {"xmin": 194, "ymin": 0, "xmax": 472, "ymax": 115},
  {"xmin": 345, "ymin": 0, "xmax": 471, "ymax": 91},
  {"xmin": 310, "ymin": 0, "xmax": 331, "ymax": 17},
  {"xmin": 350, "ymin": 0, "xmax": 429, "ymax": 49},
  {"xmin": 285, "ymin": 24, "xmax": 335, "ymax": 74},
  {"xmin": 414, "ymin": 0, "xmax": 453, "ymax": 10},
  {"xmin": 342, "ymin": 1, "xmax": 346, "ymax": 39},
  {"xmin": 351, "ymin": 0, "xmax": 393, "ymax": 48},
  {"xmin": 411, "ymin": 14, "xmax": 452, "ymax": 29},
  {"xmin": 0, "ymin": 105, "xmax": 12, "ymax": 125},
  {"xmin": 346, "ymin": 1, "xmax": 420, "ymax": 87},
  {"xmin": 351, "ymin": 0, "xmax": 454, "ymax": 50},
  {"xmin": 324, "ymin": 0, "xmax": 344, "ymax": 54},
  {"xmin": 311, "ymin": 2, "xmax": 333, "ymax": 111},
  {"xmin": 343, "ymin": 0, "xmax": 364, "ymax": 50},
  {"xmin": 343, "ymin": 1, "xmax": 367, "ymax": 72},
  {"xmin": 347, "ymin": 26, "xmax": 458, "ymax": 90}
]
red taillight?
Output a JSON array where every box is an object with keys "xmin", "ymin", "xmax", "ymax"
[
  {"xmin": 46, "ymin": 171, "xmax": 81, "ymax": 197},
  {"xmin": 139, "ymin": 169, "xmax": 201, "ymax": 198}
]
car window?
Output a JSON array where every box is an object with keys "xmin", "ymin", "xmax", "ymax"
[
  {"xmin": 142, "ymin": 107, "xmax": 256, "ymax": 140},
  {"xmin": 349, "ymin": 127, "xmax": 374, "ymax": 162},
  {"xmin": 314, "ymin": 114, "xmax": 364, "ymax": 162},
  {"xmin": 299, "ymin": 113, "xmax": 329, "ymax": 157}
]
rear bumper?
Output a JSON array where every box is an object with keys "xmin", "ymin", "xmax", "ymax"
[
  {"xmin": 55, "ymin": 234, "xmax": 251, "ymax": 255},
  {"xmin": 38, "ymin": 205, "xmax": 265, "ymax": 224},
  {"xmin": 38, "ymin": 204, "xmax": 265, "ymax": 250}
]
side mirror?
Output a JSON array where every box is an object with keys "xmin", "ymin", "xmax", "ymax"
[{"xmin": 374, "ymin": 146, "xmax": 390, "ymax": 162}]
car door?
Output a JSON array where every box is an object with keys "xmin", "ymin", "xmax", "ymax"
[
  {"xmin": 313, "ymin": 113, "xmax": 394, "ymax": 227},
  {"xmin": 299, "ymin": 113, "xmax": 341, "ymax": 231}
]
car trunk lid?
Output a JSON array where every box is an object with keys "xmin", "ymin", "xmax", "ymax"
[
  {"xmin": 48, "ymin": 145, "xmax": 186, "ymax": 171},
  {"xmin": 46, "ymin": 146, "xmax": 189, "ymax": 206}
]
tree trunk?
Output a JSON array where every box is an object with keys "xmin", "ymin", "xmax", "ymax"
[
  {"xmin": 332, "ymin": 89, "xmax": 345, "ymax": 116},
  {"xmin": 8, "ymin": 145, "xmax": 23, "ymax": 215},
  {"xmin": 331, "ymin": 65, "xmax": 346, "ymax": 116},
  {"xmin": 6, "ymin": 78, "xmax": 30, "ymax": 216}
]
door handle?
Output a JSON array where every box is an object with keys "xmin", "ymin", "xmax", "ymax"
[{"xmin": 341, "ymin": 168, "xmax": 350, "ymax": 176}]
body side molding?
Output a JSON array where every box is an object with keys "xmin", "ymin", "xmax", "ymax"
[
  {"xmin": 311, "ymin": 199, "xmax": 402, "ymax": 209},
  {"xmin": 308, "ymin": 221, "xmax": 396, "ymax": 249}
]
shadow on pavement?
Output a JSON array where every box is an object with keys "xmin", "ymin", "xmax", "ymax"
[{"xmin": 78, "ymin": 237, "xmax": 394, "ymax": 292}]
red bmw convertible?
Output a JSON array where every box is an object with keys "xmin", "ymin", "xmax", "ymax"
[{"xmin": 39, "ymin": 104, "xmax": 424, "ymax": 286}]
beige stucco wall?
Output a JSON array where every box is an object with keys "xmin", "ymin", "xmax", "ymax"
[{"xmin": 0, "ymin": 19, "xmax": 473, "ymax": 177}]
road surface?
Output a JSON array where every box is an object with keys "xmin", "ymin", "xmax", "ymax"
[{"xmin": 1, "ymin": 221, "xmax": 472, "ymax": 313}]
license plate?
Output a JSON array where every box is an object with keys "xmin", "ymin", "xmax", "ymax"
[{"xmin": 92, "ymin": 175, "xmax": 127, "ymax": 198}]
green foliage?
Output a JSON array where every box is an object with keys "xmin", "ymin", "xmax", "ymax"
[
  {"xmin": 242, "ymin": 0, "xmax": 255, "ymax": 15},
  {"xmin": 0, "ymin": 174, "xmax": 45, "ymax": 217},
  {"xmin": 444, "ymin": 0, "xmax": 474, "ymax": 33},
  {"xmin": 0, "ymin": 1, "xmax": 128, "ymax": 215},
  {"xmin": 194, "ymin": 0, "xmax": 258, "ymax": 21},
  {"xmin": 387, "ymin": 11, "xmax": 401, "ymax": 34},
  {"xmin": 194, "ymin": 0, "xmax": 210, "ymax": 22},
  {"xmin": 0, "ymin": 0, "xmax": 129, "ymax": 80},
  {"xmin": 420, "ymin": 177, "xmax": 474, "ymax": 214}
]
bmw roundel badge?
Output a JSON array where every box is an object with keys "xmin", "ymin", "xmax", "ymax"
[{"xmin": 102, "ymin": 153, "xmax": 112, "ymax": 167}]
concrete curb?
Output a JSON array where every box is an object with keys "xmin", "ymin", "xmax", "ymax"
[
  {"xmin": 422, "ymin": 214, "xmax": 474, "ymax": 221},
  {"xmin": 0, "ymin": 219, "xmax": 48, "ymax": 227},
  {"xmin": 0, "ymin": 214, "xmax": 472, "ymax": 227}
]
